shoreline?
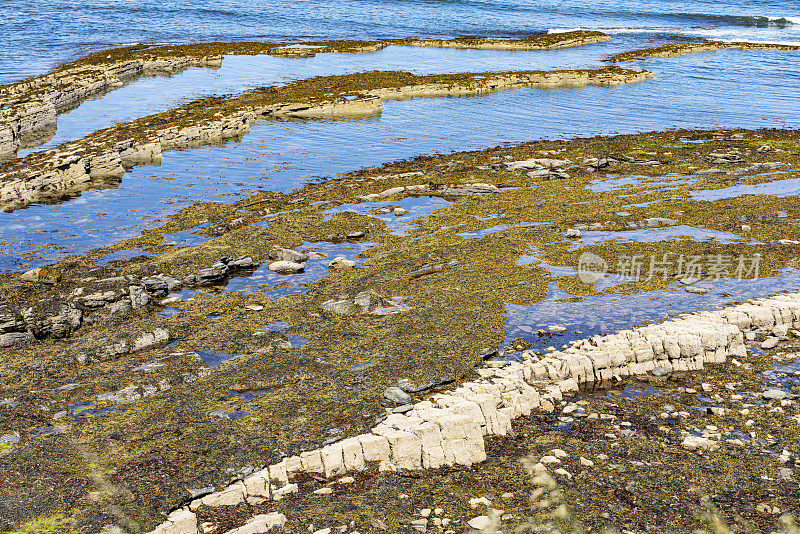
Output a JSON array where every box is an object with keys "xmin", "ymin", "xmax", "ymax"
[
  {"xmin": 605, "ymin": 40, "xmax": 800, "ymax": 62},
  {"xmin": 0, "ymin": 31, "xmax": 609, "ymax": 159},
  {"xmin": 1, "ymin": 125, "xmax": 798, "ymax": 531},
  {"xmin": 147, "ymin": 288, "xmax": 799, "ymax": 534},
  {"xmin": 0, "ymin": 66, "xmax": 653, "ymax": 213}
]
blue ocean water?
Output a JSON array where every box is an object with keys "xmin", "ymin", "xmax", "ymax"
[
  {"xmin": 2, "ymin": 0, "xmax": 799, "ymax": 84},
  {"xmin": 0, "ymin": 0, "xmax": 799, "ymax": 276}
]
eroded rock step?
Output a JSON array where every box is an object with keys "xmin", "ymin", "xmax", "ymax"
[{"xmin": 605, "ymin": 40, "xmax": 800, "ymax": 62}]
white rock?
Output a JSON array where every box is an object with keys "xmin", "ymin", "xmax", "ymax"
[
  {"xmin": 682, "ymin": 435, "xmax": 719, "ymax": 451},
  {"xmin": 268, "ymin": 260, "xmax": 306, "ymax": 274},
  {"xmin": 579, "ymin": 456, "xmax": 594, "ymax": 467},
  {"xmin": 393, "ymin": 207, "xmax": 409, "ymax": 216},
  {"xmin": 271, "ymin": 483, "xmax": 298, "ymax": 500},
  {"xmin": 761, "ymin": 337, "xmax": 780, "ymax": 349},
  {"xmin": 468, "ymin": 516, "xmax": 491, "ymax": 530},
  {"xmin": 224, "ymin": 513, "xmax": 287, "ymax": 534},
  {"xmin": 410, "ymin": 518, "xmax": 428, "ymax": 533},
  {"xmin": 565, "ymin": 228, "xmax": 582, "ymax": 239},
  {"xmin": 554, "ymin": 468, "xmax": 573, "ymax": 479},
  {"xmin": 328, "ymin": 257, "xmax": 356, "ymax": 269},
  {"xmin": 243, "ymin": 469, "xmax": 271, "ymax": 498},
  {"xmin": 201, "ymin": 482, "xmax": 245, "ymax": 507},
  {"xmin": 470, "ymin": 496, "xmax": 492, "ymax": 508},
  {"xmin": 149, "ymin": 509, "xmax": 198, "ymax": 534}
]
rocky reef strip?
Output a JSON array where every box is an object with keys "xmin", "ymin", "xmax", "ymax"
[
  {"xmin": 0, "ymin": 66, "xmax": 653, "ymax": 212},
  {"xmin": 0, "ymin": 31, "xmax": 608, "ymax": 158},
  {"xmin": 145, "ymin": 290, "xmax": 800, "ymax": 534},
  {"xmin": 606, "ymin": 40, "xmax": 800, "ymax": 62}
]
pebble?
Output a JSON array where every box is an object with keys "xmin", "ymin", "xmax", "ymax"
[
  {"xmin": 393, "ymin": 207, "xmax": 409, "ymax": 216},
  {"xmin": 384, "ymin": 387, "xmax": 412, "ymax": 405},
  {"xmin": 685, "ymin": 286, "xmax": 708, "ymax": 295},
  {"xmin": 469, "ymin": 496, "xmax": 492, "ymax": 508},
  {"xmin": 554, "ymin": 468, "xmax": 573, "ymax": 479},
  {"xmin": 652, "ymin": 366, "xmax": 669, "ymax": 377},
  {"xmin": 244, "ymin": 304, "xmax": 264, "ymax": 311},
  {"xmin": 761, "ymin": 337, "xmax": 780, "ymax": 349},
  {"xmin": 419, "ymin": 509, "xmax": 431, "ymax": 518},
  {"xmin": 338, "ymin": 476, "xmax": 355, "ymax": 484},
  {"xmin": 540, "ymin": 455, "xmax": 560, "ymax": 464},
  {"xmin": 763, "ymin": 389, "xmax": 789, "ymax": 400},
  {"xmin": 328, "ymin": 257, "xmax": 356, "ymax": 269},
  {"xmin": 268, "ymin": 260, "xmax": 306, "ymax": 274},
  {"xmin": 682, "ymin": 435, "xmax": 719, "ymax": 451},
  {"xmin": 551, "ymin": 449, "xmax": 568, "ymax": 458},
  {"xmin": 410, "ymin": 519, "xmax": 428, "ymax": 532},
  {"xmin": 314, "ymin": 487, "xmax": 334, "ymax": 495},
  {"xmin": 565, "ymin": 228, "xmax": 582, "ymax": 238},
  {"xmin": 467, "ymin": 516, "xmax": 490, "ymax": 530},
  {"xmin": 579, "ymin": 457, "xmax": 595, "ymax": 467}
]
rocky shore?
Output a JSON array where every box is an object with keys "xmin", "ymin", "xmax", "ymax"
[
  {"xmin": 147, "ymin": 290, "xmax": 800, "ymax": 534},
  {"xmin": 0, "ymin": 66, "xmax": 652, "ymax": 212},
  {"xmin": 606, "ymin": 40, "xmax": 800, "ymax": 62},
  {"xmin": 1, "ymin": 125, "xmax": 799, "ymax": 532},
  {"xmin": 0, "ymin": 31, "xmax": 608, "ymax": 159}
]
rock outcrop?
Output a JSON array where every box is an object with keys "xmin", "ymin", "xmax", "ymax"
[
  {"xmin": 145, "ymin": 290, "xmax": 800, "ymax": 533},
  {"xmin": 0, "ymin": 67, "xmax": 651, "ymax": 213}
]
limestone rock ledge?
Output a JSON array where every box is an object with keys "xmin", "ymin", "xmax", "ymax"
[
  {"xmin": 0, "ymin": 31, "xmax": 610, "ymax": 159},
  {"xmin": 606, "ymin": 40, "xmax": 800, "ymax": 62},
  {"xmin": 144, "ymin": 290, "xmax": 800, "ymax": 533},
  {"xmin": 0, "ymin": 55, "xmax": 223, "ymax": 157},
  {"xmin": 0, "ymin": 67, "xmax": 651, "ymax": 212}
]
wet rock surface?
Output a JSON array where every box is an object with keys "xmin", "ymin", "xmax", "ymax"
[{"xmin": 1, "ymin": 124, "xmax": 800, "ymax": 532}]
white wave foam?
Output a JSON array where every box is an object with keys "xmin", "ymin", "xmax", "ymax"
[{"xmin": 547, "ymin": 25, "xmax": 800, "ymax": 46}]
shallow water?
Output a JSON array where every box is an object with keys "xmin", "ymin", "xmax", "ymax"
[
  {"xmin": 223, "ymin": 240, "xmax": 377, "ymax": 297},
  {"xmin": 690, "ymin": 176, "xmax": 800, "ymax": 201},
  {"xmin": 3, "ymin": 48, "xmax": 799, "ymax": 272},
  {"xmin": 323, "ymin": 196, "xmax": 453, "ymax": 237},
  {"xmin": 503, "ymin": 268, "xmax": 800, "ymax": 351},
  {"xmin": 18, "ymin": 40, "xmax": 639, "ymax": 156},
  {"xmin": 570, "ymin": 224, "xmax": 755, "ymax": 249}
]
